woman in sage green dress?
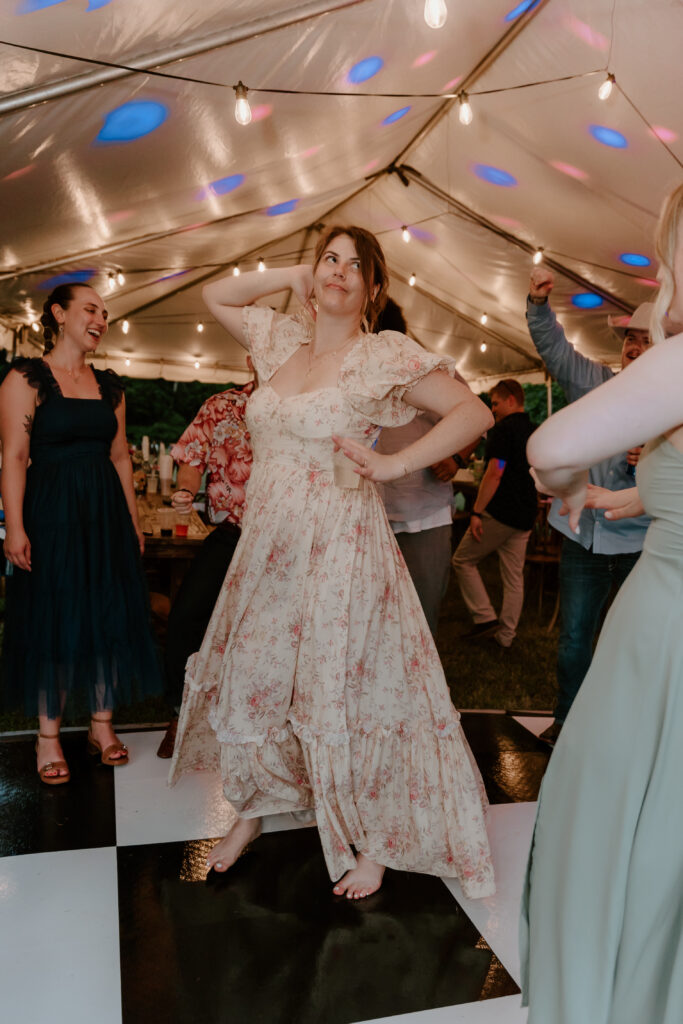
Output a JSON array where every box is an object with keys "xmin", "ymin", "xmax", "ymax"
[{"xmin": 521, "ymin": 183, "xmax": 683, "ymax": 1024}]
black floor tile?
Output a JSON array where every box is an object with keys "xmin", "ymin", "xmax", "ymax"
[
  {"xmin": 460, "ymin": 713, "xmax": 550, "ymax": 804},
  {"xmin": 118, "ymin": 828, "xmax": 519, "ymax": 1024},
  {"xmin": 0, "ymin": 732, "xmax": 116, "ymax": 856}
]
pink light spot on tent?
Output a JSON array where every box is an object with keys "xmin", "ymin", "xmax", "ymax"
[
  {"xmin": 179, "ymin": 222, "xmax": 208, "ymax": 234},
  {"xmin": 3, "ymin": 163, "xmax": 35, "ymax": 181},
  {"xmin": 637, "ymin": 278, "xmax": 659, "ymax": 287},
  {"xmin": 363, "ymin": 158, "xmax": 380, "ymax": 173},
  {"xmin": 442, "ymin": 76, "xmax": 462, "ymax": 92},
  {"xmin": 412, "ymin": 51, "xmax": 436, "ymax": 68},
  {"xmin": 564, "ymin": 15, "xmax": 608, "ymax": 50},
  {"xmin": 108, "ymin": 209, "xmax": 134, "ymax": 223},
  {"xmin": 494, "ymin": 215, "xmax": 523, "ymax": 229},
  {"xmin": 410, "ymin": 226, "xmax": 436, "ymax": 243},
  {"xmin": 251, "ymin": 104, "xmax": 272, "ymax": 122},
  {"xmin": 299, "ymin": 146, "xmax": 321, "ymax": 158},
  {"xmin": 652, "ymin": 125, "xmax": 677, "ymax": 144},
  {"xmin": 550, "ymin": 160, "xmax": 589, "ymax": 181}
]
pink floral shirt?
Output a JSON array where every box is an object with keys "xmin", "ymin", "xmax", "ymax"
[{"xmin": 170, "ymin": 383, "xmax": 255, "ymax": 525}]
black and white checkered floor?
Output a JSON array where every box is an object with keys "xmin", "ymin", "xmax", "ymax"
[{"xmin": 0, "ymin": 712, "xmax": 553, "ymax": 1024}]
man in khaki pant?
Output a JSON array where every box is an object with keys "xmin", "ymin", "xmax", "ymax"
[{"xmin": 452, "ymin": 379, "xmax": 537, "ymax": 648}]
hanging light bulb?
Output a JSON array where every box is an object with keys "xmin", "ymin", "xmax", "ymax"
[
  {"xmin": 458, "ymin": 92, "xmax": 473, "ymax": 126},
  {"xmin": 424, "ymin": 0, "xmax": 447, "ymax": 30},
  {"xmin": 196, "ymin": 322, "xmax": 204, "ymax": 333},
  {"xmin": 116, "ymin": 270, "xmax": 125, "ymax": 286},
  {"xmin": 122, "ymin": 320, "xmax": 130, "ymax": 334},
  {"xmin": 480, "ymin": 342, "xmax": 487, "ymax": 353},
  {"xmin": 108, "ymin": 272, "xmax": 116, "ymax": 291},
  {"xmin": 409, "ymin": 273, "xmax": 416, "ymax": 287},
  {"xmin": 234, "ymin": 81, "xmax": 252, "ymax": 126},
  {"xmin": 533, "ymin": 247, "xmax": 544, "ymax": 265},
  {"xmin": 598, "ymin": 73, "xmax": 615, "ymax": 101},
  {"xmin": 402, "ymin": 225, "xmax": 411, "ymax": 243},
  {"xmin": 257, "ymin": 258, "xmax": 266, "ymax": 272},
  {"xmin": 480, "ymin": 313, "xmax": 488, "ymax": 325},
  {"xmin": 232, "ymin": 264, "xmax": 241, "ymax": 277},
  {"xmin": 31, "ymin": 322, "xmax": 40, "ymax": 332},
  {"xmin": 194, "ymin": 360, "xmax": 201, "ymax": 370},
  {"xmin": 124, "ymin": 358, "xmax": 131, "ymax": 367}
]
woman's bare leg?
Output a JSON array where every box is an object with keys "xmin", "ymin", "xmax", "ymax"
[
  {"xmin": 36, "ymin": 714, "xmax": 68, "ymax": 779},
  {"xmin": 206, "ymin": 817, "xmax": 262, "ymax": 873}
]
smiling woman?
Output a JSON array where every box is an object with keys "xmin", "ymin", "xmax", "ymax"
[{"xmin": 0, "ymin": 282, "xmax": 162, "ymax": 786}]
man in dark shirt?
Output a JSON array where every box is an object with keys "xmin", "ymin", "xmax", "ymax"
[{"xmin": 452, "ymin": 378, "xmax": 537, "ymax": 648}]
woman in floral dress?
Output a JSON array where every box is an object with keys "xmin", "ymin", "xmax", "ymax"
[{"xmin": 170, "ymin": 226, "xmax": 495, "ymax": 900}]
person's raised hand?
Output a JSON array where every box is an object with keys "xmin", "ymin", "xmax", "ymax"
[{"xmin": 529, "ymin": 267, "xmax": 554, "ymax": 301}]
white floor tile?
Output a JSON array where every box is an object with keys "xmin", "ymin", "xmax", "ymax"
[
  {"xmin": 512, "ymin": 716, "xmax": 553, "ymax": 739},
  {"xmin": 357, "ymin": 993, "xmax": 527, "ymax": 1023},
  {"xmin": 115, "ymin": 731, "xmax": 315, "ymax": 846},
  {"xmin": 441, "ymin": 802, "xmax": 537, "ymax": 986},
  {"xmin": 0, "ymin": 847, "xmax": 122, "ymax": 1024}
]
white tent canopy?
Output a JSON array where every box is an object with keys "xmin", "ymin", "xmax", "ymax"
[{"xmin": 1, "ymin": 0, "xmax": 681, "ymax": 388}]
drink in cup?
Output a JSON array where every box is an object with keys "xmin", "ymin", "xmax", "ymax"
[
  {"xmin": 159, "ymin": 508, "xmax": 175, "ymax": 537},
  {"xmin": 175, "ymin": 510, "xmax": 191, "ymax": 537}
]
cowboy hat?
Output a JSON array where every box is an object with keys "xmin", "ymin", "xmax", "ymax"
[{"xmin": 607, "ymin": 302, "xmax": 655, "ymax": 337}]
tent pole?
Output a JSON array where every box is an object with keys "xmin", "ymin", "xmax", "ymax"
[{"xmin": 0, "ymin": 0, "xmax": 372, "ymax": 116}]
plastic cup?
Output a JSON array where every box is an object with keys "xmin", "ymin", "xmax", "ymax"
[
  {"xmin": 159, "ymin": 508, "xmax": 175, "ymax": 537},
  {"xmin": 175, "ymin": 511, "xmax": 191, "ymax": 537},
  {"xmin": 333, "ymin": 449, "xmax": 361, "ymax": 489},
  {"xmin": 146, "ymin": 473, "xmax": 159, "ymax": 495}
]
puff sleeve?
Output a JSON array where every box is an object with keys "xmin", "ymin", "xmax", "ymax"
[
  {"xmin": 242, "ymin": 306, "xmax": 312, "ymax": 382},
  {"xmin": 338, "ymin": 330, "xmax": 463, "ymax": 427}
]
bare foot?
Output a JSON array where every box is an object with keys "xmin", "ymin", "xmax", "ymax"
[
  {"xmin": 90, "ymin": 717, "xmax": 126, "ymax": 760},
  {"xmin": 206, "ymin": 817, "xmax": 262, "ymax": 873},
  {"xmin": 333, "ymin": 853, "xmax": 385, "ymax": 899},
  {"xmin": 36, "ymin": 735, "xmax": 69, "ymax": 779}
]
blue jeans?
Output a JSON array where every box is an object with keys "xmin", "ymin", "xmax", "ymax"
[{"xmin": 555, "ymin": 537, "xmax": 640, "ymax": 722}]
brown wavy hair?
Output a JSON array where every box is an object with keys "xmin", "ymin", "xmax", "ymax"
[
  {"xmin": 313, "ymin": 225, "xmax": 389, "ymax": 332},
  {"xmin": 40, "ymin": 283, "xmax": 90, "ymax": 353}
]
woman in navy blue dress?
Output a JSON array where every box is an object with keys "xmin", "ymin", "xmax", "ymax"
[{"xmin": 0, "ymin": 283, "xmax": 162, "ymax": 783}]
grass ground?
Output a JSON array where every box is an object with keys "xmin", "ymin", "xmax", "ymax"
[{"xmin": 0, "ymin": 552, "xmax": 559, "ymax": 733}]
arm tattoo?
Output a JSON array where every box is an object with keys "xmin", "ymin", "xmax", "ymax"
[{"xmin": 23, "ymin": 413, "xmax": 34, "ymax": 436}]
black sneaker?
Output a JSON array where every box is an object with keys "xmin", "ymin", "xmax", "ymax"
[
  {"xmin": 538, "ymin": 721, "xmax": 563, "ymax": 747},
  {"xmin": 461, "ymin": 619, "xmax": 499, "ymax": 640}
]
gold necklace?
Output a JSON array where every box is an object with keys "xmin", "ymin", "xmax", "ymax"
[
  {"xmin": 47, "ymin": 358, "xmax": 85, "ymax": 382},
  {"xmin": 306, "ymin": 333, "xmax": 358, "ymax": 377}
]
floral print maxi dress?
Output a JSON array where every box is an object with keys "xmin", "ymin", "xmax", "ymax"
[{"xmin": 169, "ymin": 307, "xmax": 495, "ymax": 898}]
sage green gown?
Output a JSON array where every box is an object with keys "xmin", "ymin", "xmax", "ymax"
[{"xmin": 520, "ymin": 436, "xmax": 683, "ymax": 1024}]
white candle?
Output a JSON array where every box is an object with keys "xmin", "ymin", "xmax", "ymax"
[
  {"xmin": 159, "ymin": 453, "xmax": 173, "ymax": 480},
  {"xmin": 141, "ymin": 435, "xmax": 150, "ymax": 462},
  {"xmin": 159, "ymin": 442, "xmax": 166, "ymax": 458}
]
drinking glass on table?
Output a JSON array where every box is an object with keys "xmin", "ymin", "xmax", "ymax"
[{"xmin": 175, "ymin": 510, "xmax": 191, "ymax": 537}]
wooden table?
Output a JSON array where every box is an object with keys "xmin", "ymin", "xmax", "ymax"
[{"xmin": 137, "ymin": 494, "xmax": 212, "ymax": 599}]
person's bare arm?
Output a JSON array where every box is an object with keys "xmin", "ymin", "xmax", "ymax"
[
  {"xmin": 0, "ymin": 370, "xmax": 36, "ymax": 570},
  {"xmin": 528, "ymin": 332, "xmax": 683, "ymax": 528},
  {"xmin": 109, "ymin": 395, "xmax": 144, "ymax": 553},
  {"xmin": 334, "ymin": 371, "xmax": 494, "ymax": 483},
  {"xmin": 580, "ymin": 483, "xmax": 646, "ymax": 521},
  {"xmin": 202, "ymin": 266, "xmax": 315, "ymax": 346},
  {"xmin": 171, "ymin": 465, "xmax": 203, "ymax": 511}
]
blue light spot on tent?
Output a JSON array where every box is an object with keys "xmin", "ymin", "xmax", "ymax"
[
  {"xmin": 96, "ymin": 101, "xmax": 168, "ymax": 144},
  {"xmin": 589, "ymin": 124, "xmax": 628, "ymax": 148},
  {"xmin": 382, "ymin": 107, "xmax": 411, "ymax": 126},
  {"xmin": 17, "ymin": 0, "xmax": 67, "ymax": 12},
  {"xmin": 620, "ymin": 252, "xmax": 650, "ymax": 267},
  {"xmin": 37, "ymin": 270, "xmax": 95, "ymax": 290},
  {"xmin": 473, "ymin": 164, "xmax": 517, "ymax": 187},
  {"xmin": 572, "ymin": 293, "xmax": 603, "ymax": 309},
  {"xmin": 210, "ymin": 174, "xmax": 245, "ymax": 196},
  {"xmin": 348, "ymin": 57, "xmax": 384, "ymax": 84},
  {"xmin": 267, "ymin": 199, "xmax": 298, "ymax": 216},
  {"xmin": 86, "ymin": 0, "xmax": 113, "ymax": 9},
  {"xmin": 157, "ymin": 270, "xmax": 192, "ymax": 283},
  {"xmin": 504, "ymin": 0, "xmax": 541, "ymax": 21}
]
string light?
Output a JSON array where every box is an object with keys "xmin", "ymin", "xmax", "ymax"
[
  {"xmin": 402, "ymin": 225, "xmax": 411, "ymax": 243},
  {"xmin": 108, "ymin": 272, "xmax": 116, "ymax": 291},
  {"xmin": 122, "ymin": 320, "xmax": 130, "ymax": 334},
  {"xmin": 598, "ymin": 73, "xmax": 615, "ymax": 101},
  {"xmin": 424, "ymin": 0, "xmax": 447, "ymax": 30},
  {"xmin": 124, "ymin": 358, "xmax": 131, "ymax": 367},
  {"xmin": 116, "ymin": 270, "xmax": 125, "ymax": 286},
  {"xmin": 194, "ymin": 360, "xmax": 201, "ymax": 369},
  {"xmin": 232, "ymin": 265, "xmax": 241, "ymax": 276},
  {"xmin": 257, "ymin": 258, "xmax": 266, "ymax": 272},
  {"xmin": 458, "ymin": 92, "xmax": 472, "ymax": 126},
  {"xmin": 196, "ymin": 322, "xmax": 204, "ymax": 332},
  {"xmin": 409, "ymin": 272, "xmax": 416, "ymax": 286},
  {"xmin": 31, "ymin": 322, "xmax": 40, "ymax": 332},
  {"xmin": 234, "ymin": 81, "xmax": 252, "ymax": 126},
  {"xmin": 480, "ymin": 342, "xmax": 487, "ymax": 352},
  {"xmin": 533, "ymin": 248, "xmax": 544, "ymax": 265},
  {"xmin": 480, "ymin": 313, "xmax": 488, "ymax": 325}
]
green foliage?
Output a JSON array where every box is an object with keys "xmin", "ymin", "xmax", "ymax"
[
  {"xmin": 120, "ymin": 375, "xmax": 239, "ymax": 447},
  {"xmin": 522, "ymin": 382, "xmax": 568, "ymax": 426}
]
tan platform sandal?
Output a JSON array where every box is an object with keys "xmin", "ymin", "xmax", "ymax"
[
  {"xmin": 35, "ymin": 733, "xmax": 70, "ymax": 786},
  {"xmin": 87, "ymin": 716, "xmax": 129, "ymax": 766}
]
